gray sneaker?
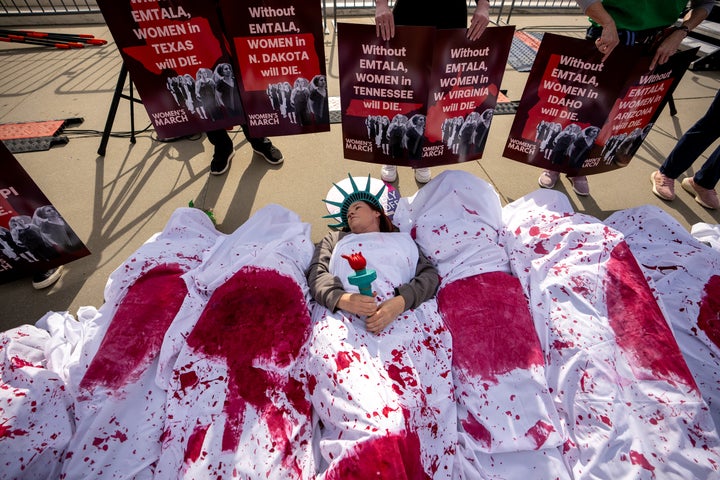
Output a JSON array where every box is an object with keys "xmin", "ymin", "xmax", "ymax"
[
  {"xmin": 682, "ymin": 177, "xmax": 719, "ymax": 210},
  {"xmin": 650, "ymin": 170, "xmax": 675, "ymax": 201}
]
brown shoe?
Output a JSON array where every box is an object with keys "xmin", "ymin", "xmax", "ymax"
[
  {"xmin": 650, "ymin": 170, "xmax": 675, "ymax": 201},
  {"xmin": 681, "ymin": 177, "xmax": 719, "ymax": 210}
]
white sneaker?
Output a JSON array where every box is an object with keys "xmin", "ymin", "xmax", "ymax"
[
  {"xmin": 414, "ymin": 167, "xmax": 431, "ymax": 184},
  {"xmin": 381, "ymin": 165, "xmax": 397, "ymax": 182}
]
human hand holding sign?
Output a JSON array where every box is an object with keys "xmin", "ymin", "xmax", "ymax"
[
  {"xmin": 375, "ymin": 0, "xmax": 395, "ymax": 41},
  {"xmin": 468, "ymin": 0, "xmax": 490, "ymax": 41}
]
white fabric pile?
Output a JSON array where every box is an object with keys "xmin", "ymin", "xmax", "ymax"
[{"xmin": 1, "ymin": 172, "xmax": 719, "ymax": 479}]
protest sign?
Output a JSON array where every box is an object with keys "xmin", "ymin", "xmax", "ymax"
[
  {"xmin": 97, "ymin": 0, "xmax": 245, "ymax": 139},
  {"xmin": 339, "ymin": 23, "xmax": 513, "ymax": 167},
  {"xmin": 425, "ymin": 26, "xmax": 514, "ymax": 165},
  {"xmin": 220, "ymin": 0, "xmax": 330, "ymax": 137},
  {"xmin": 503, "ymin": 33, "xmax": 697, "ymax": 175},
  {"xmin": 0, "ymin": 142, "xmax": 90, "ymax": 284}
]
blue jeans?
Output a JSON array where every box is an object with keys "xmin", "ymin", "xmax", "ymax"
[{"xmin": 660, "ymin": 89, "xmax": 720, "ymax": 190}]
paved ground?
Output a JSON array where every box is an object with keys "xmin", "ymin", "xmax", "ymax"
[{"xmin": 0, "ymin": 13, "xmax": 718, "ymax": 331}]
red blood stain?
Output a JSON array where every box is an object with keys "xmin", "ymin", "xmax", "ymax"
[
  {"xmin": 0, "ymin": 420, "xmax": 28, "ymax": 439},
  {"xmin": 525, "ymin": 420, "xmax": 556, "ymax": 449},
  {"xmin": 307, "ymin": 374, "xmax": 317, "ymax": 395},
  {"xmin": 460, "ymin": 413, "xmax": 492, "ymax": 449},
  {"xmin": 382, "ymin": 406, "xmax": 396, "ymax": 418},
  {"xmin": 697, "ymin": 275, "xmax": 720, "ymax": 349},
  {"xmin": 437, "ymin": 271, "xmax": 544, "ymax": 382},
  {"xmin": 534, "ymin": 242, "xmax": 549, "ymax": 255},
  {"xmin": 432, "ymin": 225, "xmax": 449, "ymax": 236},
  {"xmin": 284, "ymin": 377, "xmax": 308, "ymax": 417},
  {"xmin": 552, "ymin": 339, "xmax": 574, "ymax": 351},
  {"xmin": 580, "ymin": 371, "xmax": 590, "ymax": 392},
  {"xmin": 387, "ymin": 364, "xmax": 416, "ymax": 394},
  {"xmin": 185, "ymin": 267, "xmax": 311, "ymax": 461},
  {"xmin": 80, "ymin": 264, "xmax": 188, "ymax": 393},
  {"xmin": 605, "ymin": 242, "xmax": 698, "ymax": 391},
  {"xmin": 10, "ymin": 357, "xmax": 35, "ymax": 369},
  {"xmin": 179, "ymin": 370, "xmax": 198, "ymax": 391},
  {"xmin": 324, "ymin": 431, "xmax": 427, "ymax": 480},
  {"xmin": 569, "ymin": 276, "xmax": 590, "ymax": 296},
  {"xmin": 336, "ymin": 350, "xmax": 360, "ymax": 371},
  {"xmin": 184, "ymin": 423, "xmax": 209, "ymax": 464},
  {"xmin": 629, "ymin": 450, "xmax": 655, "ymax": 471}
]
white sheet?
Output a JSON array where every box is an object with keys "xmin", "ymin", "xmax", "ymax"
[
  {"xmin": 2, "ymin": 177, "xmax": 719, "ymax": 479},
  {"xmin": 62, "ymin": 207, "xmax": 223, "ymax": 479},
  {"xmin": 394, "ymin": 171, "xmax": 568, "ymax": 479},
  {"xmin": 0, "ymin": 323, "xmax": 74, "ymax": 479},
  {"xmin": 306, "ymin": 231, "xmax": 457, "ymax": 479},
  {"xmin": 153, "ymin": 204, "xmax": 315, "ymax": 479},
  {"xmin": 502, "ymin": 190, "xmax": 720, "ymax": 479},
  {"xmin": 605, "ymin": 206, "xmax": 720, "ymax": 432}
]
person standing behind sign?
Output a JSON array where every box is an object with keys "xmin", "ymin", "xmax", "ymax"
[
  {"xmin": 651, "ymin": 88, "xmax": 720, "ymax": 210},
  {"xmin": 538, "ymin": 0, "xmax": 713, "ymax": 196},
  {"xmin": 206, "ymin": 61, "xmax": 283, "ymax": 175},
  {"xmin": 206, "ymin": 61, "xmax": 284, "ymax": 175},
  {"xmin": 374, "ymin": 0, "xmax": 491, "ymax": 184}
]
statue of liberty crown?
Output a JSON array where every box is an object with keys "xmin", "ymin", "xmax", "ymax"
[{"xmin": 322, "ymin": 173, "xmax": 386, "ymax": 229}]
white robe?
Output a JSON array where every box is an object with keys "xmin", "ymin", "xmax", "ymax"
[{"xmin": 306, "ymin": 231, "xmax": 457, "ymax": 479}]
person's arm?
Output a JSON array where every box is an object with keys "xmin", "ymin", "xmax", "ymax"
[
  {"xmin": 578, "ymin": 0, "xmax": 619, "ymax": 62},
  {"xmin": 467, "ymin": 0, "xmax": 491, "ymax": 41},
  {"xmin": 650, "ymin": 3, "xmax": 710, "ymax": 70},
  {"xmin": 307, "ymin": 231, "xmax": 378, "ymax": 316},
  {"xmin": 375, "ymin": 0, "xmax": 395, "ymax": 41}
]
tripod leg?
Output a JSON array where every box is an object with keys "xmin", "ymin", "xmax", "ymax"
[
  {"xmin": 667, "ymin": 95, "xmax": 677, "ymax": 117},
  {"xmin": 98, "ymin": 63, "xmax": 128, "ymax": 156},
  {"xmin": 129, "ymin": 76, "xmax": 136, "ymax": 144}
]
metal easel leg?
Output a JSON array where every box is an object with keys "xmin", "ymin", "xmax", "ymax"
[{"xmin": 97, "ymin": 62, "xmax": 141, "ymax": 156}]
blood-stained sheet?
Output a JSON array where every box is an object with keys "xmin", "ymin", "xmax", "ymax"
[
  {"xmin": 1, "ymin": 176, "xmax": 719, "ymax": 479},
  {"xmin": 502, "ymin": 188, "xmax": 720, "ymax": 479},
  {"xmin": 605, "ymin": 206, "xmax": 720, "ymax": 433},
  {"xmin": 305, "ymin": 231, "xmax": 457, "ymax": 479},
  {"xmin": 393, "ymin": 171, "xmax": 568, "ymax": 479}
]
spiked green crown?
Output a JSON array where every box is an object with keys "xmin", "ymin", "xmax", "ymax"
[{"xmin": 323, "ymin": 173, "xmax": 386, "ymax": 229}]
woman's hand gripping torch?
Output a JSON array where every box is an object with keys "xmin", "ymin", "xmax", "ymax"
[{"xmin": 341, "ymin": 252, "xmax": 376, "ymax": 297}]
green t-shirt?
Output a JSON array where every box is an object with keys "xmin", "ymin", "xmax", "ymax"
[{"xmin": 590, "ymin": 0, "xmax": 689, "ymax": 31}]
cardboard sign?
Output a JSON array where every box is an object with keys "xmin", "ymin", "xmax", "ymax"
[
  {"xmin": 97, "ymin": 0, "xmax": 246, "ymax": 140},
  {"xmin": 503, "ymin": 33, "xmax": 697, "ymax": 175},
  {"xmin": 98, "ymin": 0, "xmax": 329, "ymax": 140},
  {"xmin": 0, "ymin": 142, "xmax": 90, "ymax": 283},
  {"xmin": 220, "ymin": 0, "xmax": 330, "ymax": 137},
  {"xmin": 339, "ymin": 23, "xmax": 513, "ymax": 167}
]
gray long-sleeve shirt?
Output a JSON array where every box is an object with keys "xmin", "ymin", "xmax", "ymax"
[{"xmin": 307, "ymin": 230, "xmax": 439, "ymax": 313}]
